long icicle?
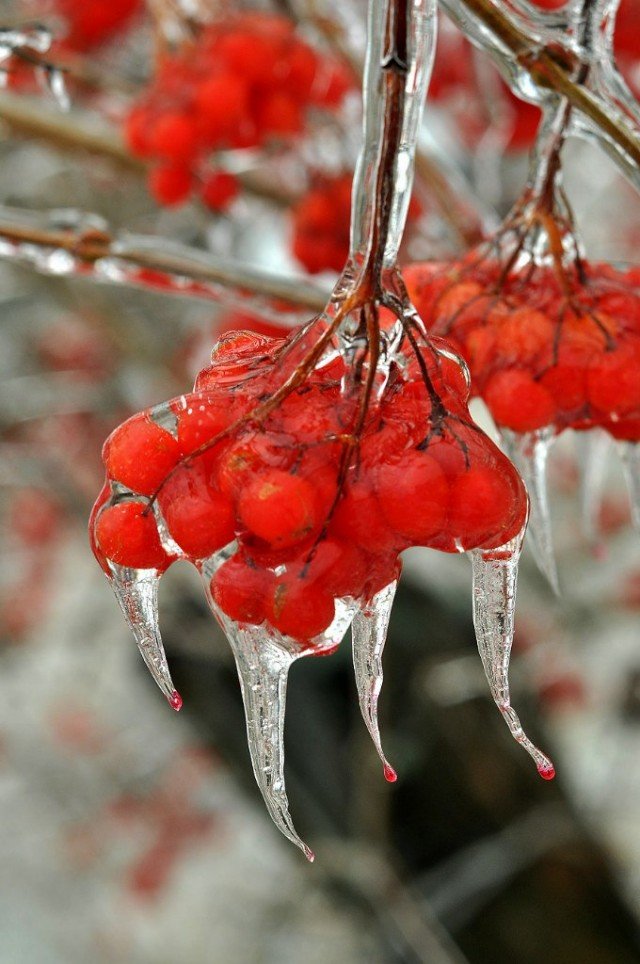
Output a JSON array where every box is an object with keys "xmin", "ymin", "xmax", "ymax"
[
  {"xmin": 501, "ymin": 427, "xmax": 559, "ymax": 593},
  {"xmin": 470, "ymin": 525, "xmax": 554, "ymax": 779},
  {"xmin": 352, "ymin": 579, "xmax": 399, "ymax": 782},
  {"xmin": 108, "ymin": 564, "xmax": 182, "ymax": 710},
  {"xmin": 222, "ymin": 622, "xmax": 315, "ymax": 861}
]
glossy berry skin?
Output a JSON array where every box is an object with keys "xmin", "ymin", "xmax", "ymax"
[
  {"xmin": 405, "ymin": 258, "xmax": 640, "ymax": 443},
  {"xmin": 238, "ymin": 470, "xmax": 321, "ymax": 549},
  {"xmin": 95, "ymin": 502, "xmax": 168, "ymax": 570},
  {"xmin": 103, "ymin": 415, "xmax": 181, "ymax": 497},
  {"xmin": 92, "ymin": 317, "xmax": 529, "ymax": 646},
  {"xmin": 158, "ymin": 463, "xmax": 236, "ymax": 559}
]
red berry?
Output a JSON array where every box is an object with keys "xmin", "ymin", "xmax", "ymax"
[
  {"xmin": 587, "ymin": 346, "xmax": 640, "ymax": 416},
  {"xmin": 212, "ymin": 554, "xmax": 274, "ymax": 625},
  {"xmin": 238, "ymin": 470, "xmax": 320, "ymax": 548},
  {"xmin": 448, "ymin": 463, "xmax": 526, "ymax": 549},
  {"xmin": 149, "ymin": 114, "xmax": 198, "ymax": 163},
  {"xmin": 159, "ymin": 464, "xmax": 236, "ymax": 559},
  {"xmin": 330, "ymin": 481, "xmax": 402, "ymax": 554},
  {"xmin": 201, "ymin": 171, "xmax": 239, "ymax": 212},
  {"xmin": 175, "ymin": 395, "xmax": 230, "ymax": 463},
  {"xmin": 374, "ymin": 451, "xmax": 449, "ymax": 543},
  {"xmin": 104, "ymin": 415, "xmax": 181, "ymax": 496},
  {"xmin": 95, "ymin": 502, "xmax": 168, "ymax": 569},
  {"xmin": 269, "ymin": 576, "xmax": 335, "ymax": 643},
  {"xmin": 485, "ymin": 369, "xmax": 556, "ymax": 432},
  {"xmin": 148, "ymin": 166, "xmax": 193, "ymax": 206}
]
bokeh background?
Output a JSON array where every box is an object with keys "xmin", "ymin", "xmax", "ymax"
[{"xmin": 1, "ymin": 0, "xmax": 640, "ymax": 961}]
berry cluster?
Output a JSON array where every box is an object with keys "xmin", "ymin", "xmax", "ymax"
[
  {"xmin": 405, "ymin": 259, "xmax": 640, "ymax": 440},
  {"xmin": 291, "ymin": 174, "xmax": 422, "ymax": 274},
  {"xmin": 91, "ymin": 325, "xmax": 527, "ymax": 646},
  {"xmin": 125, "ymin": 13, "xmax": 353, "ymax": 209},
  {"xmin": 49, "ymin": 0, "xmax": 143, "ymax": 51}
]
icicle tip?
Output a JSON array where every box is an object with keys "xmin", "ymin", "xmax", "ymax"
[
  {"xmin": 537, "ymin": 763, "xmax": 556, "ymax": 781},
  {"xmin": 383, "ymin": 762, "xmax": 398, "ymax": 783},
  {"xmin": 168, "ymin": 690, "xmax": 183, "ymax": 711}
]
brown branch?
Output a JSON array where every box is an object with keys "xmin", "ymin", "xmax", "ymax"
[
  {"xmin": 0, "ymin": 206, "xmax": 329, "ymax": 314},
  {"xmin": 298, "ymin": 3, "xmax": 487, "ymax": 248},
  {"xmin": 0, "ymin": 92, "xmax": 296, "ymax": 205},
  {"xmin": 442, "ymin": 0, "xmax": 640, "ymax": 171}
]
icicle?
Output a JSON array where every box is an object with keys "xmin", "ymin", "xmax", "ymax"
[
  {"xmin": 575, "ymin": 429, "xmax": 610, "ymax": 548},
  {"xmin": 108, "ymin": 564, "xmax": 181, "ymax": 711},
  {"xmin": 220, "ymin": 623, "xmax": 315, "ymax": 861},
  {"xmin": 501, "ymin": 427, "xmax": 559, "ymax": 593},
  {"xmin": 352, "ymin": 580, "xmax": 398, "ymax": 782},
  {"xmin": 617, "ymin": 440, "xmax": 640, "ymax": 531},
  {"xmin": 470, "ymin": 526, "xmax": 555, "ymax": 779},
  {"xmin": 200, "ymin": 553, "xmax": 357, "ymax": 859}
]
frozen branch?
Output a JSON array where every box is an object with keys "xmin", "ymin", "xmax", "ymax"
[{"xmin": 0, "ymin": 205, "xmax": 328, "ymax": 319}]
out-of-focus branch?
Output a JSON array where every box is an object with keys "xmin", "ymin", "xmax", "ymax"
[
  {"xmin": 0, "ymin": 92, "xmax": 142, "ymax": 169},
  {"xmin": 0, "ymin": 205, "xmax": 329, "ymax": 317},
  {"xmin": 441, "ymin": 0, "xmax": 640, "ymax": 182},
  {"xmin": 0, "ymin": 92, "xmax": 296, "ymax": 204}
]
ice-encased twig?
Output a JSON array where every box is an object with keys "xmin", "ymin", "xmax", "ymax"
[
  {"xmin": 575, "ymin": 429, "xmax": 610, "ymax": 546},
  {"xmin": 352, "ymin": 581, "xmax": 398, "ymax": 782},
  {"xmin": 470, "ymin": 526, "xmax": 555, "ymax": 779},
  {"xmin": 617, "ymin": 440, "xmax": 640, "ymax": 531},
  {"xmin": 501, "ymin": 427, "xmax": 559, "ymax": 593},
  {"xmin": 108, "ymin": 564, "xmax": 182, "ymax": 710}
]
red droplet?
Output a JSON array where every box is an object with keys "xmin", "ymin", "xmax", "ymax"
[
  {"xmin": 169, "ymin": 691, "xmax": 183, "ymax": 711},
  {"xmin": 304, "ymin": 847, "xmax": 315, "ymax": 863},
  {"xmin": 383, "ymin": 763, "xmax": 398, "ymax": 783},
  {"xmin": 537, "ymin": 764, "xmax": 555, "ymax": 781}
]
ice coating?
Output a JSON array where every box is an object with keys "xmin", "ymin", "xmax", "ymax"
[
  {"xmin": 500, "ymin": 428, "xmax": 559, "ymax": 593},
  {"xmin": 470, "ymin": 525, "xmax": 555, "ymax": 779},
  {"xmin": 201, "ymin": 551, "xmax": 360, "ymax": 858},
  {"xmin": 108, "ymin": 564, "xmax": 180, "ymax": 709},
  {"xmin": 352, "ymin": 579, "xmax": 399, "ymax": 782},
  {"xmin": 618, "ymin": 440, "xmax": 640, "ymax": 531},
  {"xmin": 88, "ymin": 0, "xmax": 545, "ymax": 858},
  {"xmin": 576, "ymin": 430, "xmax": 610, "ymax": 547}
]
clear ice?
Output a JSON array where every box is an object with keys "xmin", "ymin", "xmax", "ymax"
[
  {"xmin": 470, "ymin": 526, "xmax": 555, "ymax": 779},
  {"xmin": 501, "ymin": 427, "xmax": 559, "ymax": 593},
  {"xmin": 108, "ymin": 563, "xmax": 182, "ymax": 710},
  {"xmin": 575, "ymin": 430, "xmax": 610, "ymax": 547},
  {"xmin": 351, "ymin": 580, "xmax": 399, "ymax": 782},
  {"xmin": 618, "ymin": 441, "xmax": 640, "ymax": 531}
]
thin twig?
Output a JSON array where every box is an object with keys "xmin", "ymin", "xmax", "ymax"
[
  {"xmin": 0, "ymin": 92, "xmax": 296, "ymax": 205},
  {"xmin": 0, "ymin": 205, "xmax": 329, "ymax": 314},
  {"xmin": 441, "ymin": 0, "xmax": 640, "ymax": 178}
]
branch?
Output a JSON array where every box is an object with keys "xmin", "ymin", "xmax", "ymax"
[
  {"xmin": 440, "ymin": 0, "xmax": 640, "ymax": 184},
  {"xmin": 0, "ymin": 205, "xmax": 328, "ymax": 318},
  {"xmin": 0, "ymin": 92, "xmax": 296, "ymax": 205}
]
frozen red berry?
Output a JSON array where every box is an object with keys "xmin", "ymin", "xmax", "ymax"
[
  {"xmin": 104, "ymin": 415, "xmax": 181, "ymax": 496},
  {"xmin": 95, "ymin": 502, "xmax": 168, "ymax": 569}
]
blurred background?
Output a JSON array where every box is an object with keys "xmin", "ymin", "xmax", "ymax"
[{"xmin": 1, "ymin": 0, "xmax": 640, "ymax": 961}]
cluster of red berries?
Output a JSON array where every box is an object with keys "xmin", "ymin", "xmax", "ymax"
[
  {"xmin": 46, "ymin": 0, "xmax": 143, "ymax": 51},
  {"xmin": 291, "ymin": 174, "xmax": 422, "ymax": 274},
  {"xmin": 91, "ymin": 325, "xmax": 527, "ymax": 646},
  {"xmin": 125, "ymin": 13, "xmax": 353, "ymax": 210},
  {"xmin": 405, "ymin": 259, "xmax": 640, "ymax": 440}
]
